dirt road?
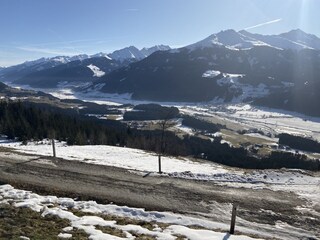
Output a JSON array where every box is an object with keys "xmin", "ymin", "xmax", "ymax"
[{"xmin": 0, "ymin": 149, "xmax": 319, "ymax": 239}]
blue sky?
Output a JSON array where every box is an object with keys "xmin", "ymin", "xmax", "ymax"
[{"xmin": 0, "ymin": 0, "xmax": 319, "ymax": 66}]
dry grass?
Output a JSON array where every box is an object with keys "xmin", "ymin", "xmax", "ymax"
[
  {"xmin": 95, "ymin": 225, "xmax": 127, "ymax": 238},
  {"xmin": 0, "ymin": 203, "xmax": 88, "ymax": 239},
  {"xmin": 72, "ymin": 209, "xmax": 169, "ymax": 231}
]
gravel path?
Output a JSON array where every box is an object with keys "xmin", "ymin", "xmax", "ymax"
[{"xmin": 0, "ymin": 149, "xmax": 318, "ymax": 239}]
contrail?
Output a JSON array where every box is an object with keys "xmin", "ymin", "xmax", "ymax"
[
  {"xmin": 244, "ymin": 18, "xmax": 282, "ymax": 30},
  {"xmin": 17, "ymin": 46, "xmax": 80, "ymax": 56}
]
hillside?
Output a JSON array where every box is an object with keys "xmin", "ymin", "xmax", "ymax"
[{"xmin": 83, "ymin": 29, "xmax": 320, "ymax": 116}]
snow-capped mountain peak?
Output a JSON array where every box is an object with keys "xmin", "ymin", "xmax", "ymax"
[
  {"xmin": 69, "ymin": 54, "xmax": 90, "ymax": 62},
  {"xmin": 239, "ymin": 29, "xmax": 319, "ymax": 50},
  {"xmin": 108, "ymin": 46, "xmax": 142, "ymax": 62},
  {"xmin": 22, "ymin": 54, "xmax": 90, "ymax": 67},
  {"xmin": 186, "ymin": 29, "xmax": 271, "ymax": 50},
  {"xmin": 91, "ymin": 52, "xmax": 112, "ymax": 60},
  {"xmin": 108, "ymin": 45, "xmax": 171, "ymax": 62},
  {"xmin": 186, "ymin": 29, "xmax": 320, "ymax": 51},
  {"xmin": 140, "ymin": 45, "xmax": 171, "ymax": 57},
  {"xmin": 279, "ymin": 29, "xmax": 320, "ymax": 49}
]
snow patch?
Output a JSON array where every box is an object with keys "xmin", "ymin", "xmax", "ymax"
[
  {"xmin": 87, "ymin": 64, "xmax": 105, "ymax": 77},
  {"xmin": 0, "ymin": 184, "xmax": 261, "ymax": 240},
  {"xmin": 202, "ymin": 70, "xmax": 221, "ymax": 78},
  {"xmin": 0, "ymin": 140, "xmax": 228, "ymax": 176}
]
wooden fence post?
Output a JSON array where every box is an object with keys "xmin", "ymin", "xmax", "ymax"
[
  {"xmin": 158, "ymin": 155, "xmax": 162, "ymax": 174},
  {"xmin": 52, "ymin": 139, "xmax": 56, "ymax": 158},
  {"xmin": 229, "ymin": 203, "xmax": 238, "ymax": 234}
]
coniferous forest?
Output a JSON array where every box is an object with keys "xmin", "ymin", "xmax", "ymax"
[
  {"xmin": 0, "ymin": 101, "xmax": 127, "ymax": 145},
  {"xmin": 0, "ymin": 100, "xmax": 319, "ymax": 171}
]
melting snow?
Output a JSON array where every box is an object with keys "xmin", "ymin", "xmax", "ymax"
[
  {"xmin": 0, "ymin": 140, "xmax": 319, "ymax": 209},
  {"xmin": 0, "ymin": 184, "xmax": 261, "ymax": 240},
  {"xmin": 214, "ymin": 73, "xmax": 269, "ymax": 102},
  {"xmin": 0, "ymin": 140, "xmax": 228, "ymax": 176}
]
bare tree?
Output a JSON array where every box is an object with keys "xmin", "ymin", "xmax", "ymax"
[{"xmin": 157, "ymin": 109, "xmax": 176, "ymax": 173}]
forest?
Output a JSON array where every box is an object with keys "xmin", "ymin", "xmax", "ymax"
[
  {"xmin": 0, "ymin": 100, "xmax": 319, "ymax": 171},
  {"xmin": 278, "ymin": 133, "xmax": 320, "ymax": 153},
  {"xmin": 123, "ymin": 104, "xmax": 179, "ymax": 121}
]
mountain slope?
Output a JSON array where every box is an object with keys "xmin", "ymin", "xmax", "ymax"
[
  {"xmin": 279, "ymin": 29, "xmax": 320, "ymax": 49},
  {"xmin": 109, "ymin": 45, "xmax": 170, "ymax": 62},
  {"xmin": 89, "ymin": 30, "xmax": 320, "ymax": 116},
  {"xmin": 187, "ymin": 29, "xmax": 320, "ymax": 51},
  {"xmin": 91, "ymin": 45, "xmax": 279, "ymax": 102},
  {"xmin": 0, "ymin": 55, "xmax": 90, "ymax": 83},
  {"xmin": 239, "ymin": 29, "xmax": 319, "ymax": 50},
  {"xmin": 1, "ymin": 45, "xmax": 171, "ymax": 88},
  {"xmin": 187, "ymin": 29, "xmax": 272, "ymax": 50},
  {"xmin": 13, "ymin": 57, "xmax": 133, "ymax": 88}
]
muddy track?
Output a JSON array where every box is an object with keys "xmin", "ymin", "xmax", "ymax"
[{"xmin": 0, "ymin": 151, "xmax": 319, "ymax": 239}]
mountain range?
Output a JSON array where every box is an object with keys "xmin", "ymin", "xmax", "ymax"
[
  {"xmin": 1, "ymin": 29, "xmax": 320, "ymax": 116},
  {"xmin": 90, "ymin": 29, "xmax": 320, "ymax": 116},
  {"xmin": 187, "ymin": 29, "xmax": 320, "ymax": 50},
  {"xmin": 0, "ymin": 45, "xmax": 170, "ymax": 86}
]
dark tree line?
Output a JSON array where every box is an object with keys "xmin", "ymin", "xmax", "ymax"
[
  {"xmin": 123, "ymin": 104, "xmax": 179, "ymax": 121},
  {"xmin": 0, "ymin": 101, "xmax": 319, "ymax": 171},
  {"xmin": 127, "ymin": 129, "xmax": 319, "ymax": 171},
  {"xmin": 0, "ymin": 101, "xmax": 127, "ymax": 145},
  {"xmin": 181, "ymin": 115, "xmax": 224, "ymax": 133},
  {"xmin": 278, "ymin": 133, "xmax": 320, "ymax": 153}
]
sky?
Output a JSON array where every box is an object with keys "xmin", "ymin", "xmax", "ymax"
[{"xmin": 0, "ymin": 0, "xmax": 319, "ymax": 66}]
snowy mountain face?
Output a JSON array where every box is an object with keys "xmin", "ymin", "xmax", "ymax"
[
  {"xmin": 12, "ymin": 56, "xmax": 131, "ymax": 88},
  {"xmin": 279, "ymin": 29, "xmax": 320, "ymax": 50},
  {"xmin": 187, "ymin": 29, "xmax": 272, "ymax": 50},
  {"xmin": 0, "ymin": 45, "xmax": 170, "ymax": 86},
  {"xmin": 91, "ymin": 52, "xmax": 112, "ymax": 60},
  {"xmin": 0, "ymin": 54, "xmax": 90, "ymax": 82},
  {"xmin": 140, "ymin": 45, "xmax": 171, "ymax": 57},
  {"xmin": 23, "ymin": 54, "xmax": 90, "ymax": 66},
  {"xmin": 108, "ymin": 45, "xmax": 171, "ymax": 62},
  {"xmin": 92, "ymin": 29, "xmax": 320, "ymax": 116},
  {"xmin": 239, "ymin": 29, "xmax": 320, "ymax": 50},
  {"xmin": 87, "ymin": 64, "xmax": 105, "ymax": 77},
  {"xmin": 8, "ymin": 44, "xmax": 171, "ymax": 88},
  {"xmin": 187, "ymin": 29, "xmax": 320, "ymax": 51},
  {"xmin": 109, "ymin": 46, "xmax": 145, "ymax": 62}
]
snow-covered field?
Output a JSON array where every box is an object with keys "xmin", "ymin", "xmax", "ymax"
[
  {"xmin": 1, "ymin": 140, "xmax": 319, "ymax": 211},
  {"xmin": 0, "ymin": 184, "xmax": 261, "ymax": 240},
  {"xmin": 0, "ymin": 140, "xmax": 227, "ymax": 176},
  {"xmin": 180, "ymin": 103, "xmax": 320, "ymax": 141}
]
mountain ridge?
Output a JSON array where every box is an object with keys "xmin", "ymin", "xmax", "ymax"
[
  {"xmin": 86, "ymin": 29, "xmax": 320, "ymax": 116},
  {"xmin": 0, "ymin": 44, "xmax": 171, "ymax": 85},
  {"xmin": 187, "ymin": 28, "xmax": 320, "ymax": 51}
]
